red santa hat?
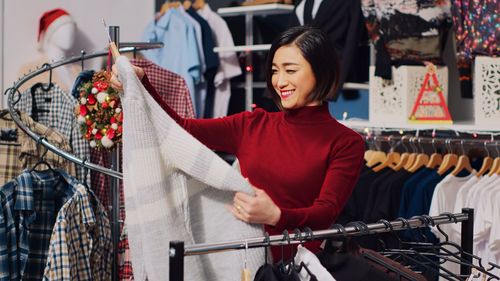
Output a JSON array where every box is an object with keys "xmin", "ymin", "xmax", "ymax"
[{"xmin": 38, "ymin": 9, "xmax": 74, "ymax": 44}]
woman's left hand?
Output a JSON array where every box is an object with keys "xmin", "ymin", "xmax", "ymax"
[{"xmin": 229, "ymin": 180, "xmax": 281, "ymax": 226}]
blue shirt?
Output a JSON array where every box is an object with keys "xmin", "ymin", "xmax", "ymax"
[
  {"xmin": 0, "ymin": 169, "xmax": 78, "ymax": 281},
  {"xmin": 142, "ymin": 9, "xmax": 202, "ymax": 112}
]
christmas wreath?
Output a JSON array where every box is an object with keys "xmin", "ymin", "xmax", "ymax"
[{"xmin": 75, "ymin": 70, "xmax": 123, "ymax": 149}]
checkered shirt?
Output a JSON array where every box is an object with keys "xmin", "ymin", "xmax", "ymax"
[
  {"xmin": 0, "ymin": 111, "xmax": 76, "ymax": 186},
  {"xmin": 43, "ymin": 184, "xmax": 112, "ymax": 281},
  {"xmin": 0, "ymin": 169, "xmax": 77, "ymax": 281},
  {"xmin": 16, "ymin": 84, "xmax": 90, "ymax": 185}
]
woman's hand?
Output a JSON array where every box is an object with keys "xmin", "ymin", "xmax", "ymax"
[
  {"xmin": 229, "ymin": 180, "xmax": 281, "ymax": 226},
  {"xmin": 110, "ymin": 64, "xmax": 145, "ymax": 91}
]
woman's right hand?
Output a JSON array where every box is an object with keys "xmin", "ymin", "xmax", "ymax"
[{"xmin": 110, "ymin": 64, "xmax": 145, "ymax": 91}]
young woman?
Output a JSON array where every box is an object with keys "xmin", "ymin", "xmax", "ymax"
[{"xmin": 112, "ymin": 26, "xmax": 365, "ymax": 260}]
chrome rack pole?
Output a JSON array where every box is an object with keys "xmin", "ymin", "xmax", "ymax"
[
  {"xmin": 109, "ymin": 25, "xmax": 121, "ymax": 281},
  {"xmin": 461, "ymin": 208, "xmax": 474, "ymax": 276}
]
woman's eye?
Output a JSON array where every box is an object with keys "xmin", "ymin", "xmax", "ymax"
[
  {"xmin": 286, "ymin": 69, "xmax": 297, "ymax": 74},
  {"xmin": 271, "ymin": 69, "xmax": 278, "ymax": 74}
]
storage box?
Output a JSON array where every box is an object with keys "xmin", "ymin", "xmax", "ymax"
[
  {"xmin": 474, "ymin": 56, "xmax": 500, "ymax": 127},
  {"xmin": 369, "ymin": 65, "xmax": 449, "ymax": 124}
]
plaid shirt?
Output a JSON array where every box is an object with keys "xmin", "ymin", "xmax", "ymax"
[
  {"xmin": 0, "ymin": 111, "xmax": 76, "ymax": 186},
  {"xmin": 0, "ymin": 169, "xmax": 77, "ymax": 281},
  {"xmin": 16, "ymin": 84, "xmax": 90, "ymax": 185},
  {"xmin": 43, "ymin": 185, "xmax": 112, "ymax": 281}
]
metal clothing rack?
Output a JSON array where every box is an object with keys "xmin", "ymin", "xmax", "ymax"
[
  {"xmin": 4, "ymin": 27, "xmax": 162, "ymax": 281},
  {"xmin": 169, "ymin": 209, "xmax": 475, "ymax": 281}
]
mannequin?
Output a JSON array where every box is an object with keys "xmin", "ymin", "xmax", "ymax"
[{"xmin": 17, "ymin": 9, "xmax": 80, "ymax": 93}]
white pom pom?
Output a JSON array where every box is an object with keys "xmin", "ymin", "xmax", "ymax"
[
  {"xmin": 77, "ymin": 116, "xmax": 86, "ymax": 124},
  {"xmin": 97, "ymin": 92, "xmax": 108, "ymax": 103},
  {"xmin": 80, "ymin": 97, "xmax": 87, "ymax": 105},
  {"xmin": 91, "ymin": 88, "xmax": 98, "ymax": 94},
  {"xmin": 92, "ymin": 128, "xmax": 98, "ymax": 135},
  {"xmin": 101, "ymin": 136, "xmax": 114, "ymax": 148},
  {"xmin": 111, "ymin": 123, "xmax": 118, "ymax": 130},
  {"xmin": 115, "ymin": 108, "xmax": 122, "ymax": 113},
  {"xmin": 90, "ymin": 140, "xmax": 97, "ymax": 148}
]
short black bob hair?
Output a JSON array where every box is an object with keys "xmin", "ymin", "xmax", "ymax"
[{"xmin": 265, "ymin": 26, "xmax": 340, "ymax": 110}]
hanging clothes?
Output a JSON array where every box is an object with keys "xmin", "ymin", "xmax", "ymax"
[
  {"xmin": 43, "ymin": 185, "xmax": 112, "ymax": 281},
  {"xmin": 428, "ymin": 171, "xmax": 478, "ymax": 280},
  {"xmin": 141, "ymin": 8, "xmax": 202, "ymax": 114},
  {"xmin": 197, "ymin": 3, "xmax": 242, "ymax": 118},
  {"xmin": 0, "ymin": 169, "xmax": 78, "ymax": 281},
  {"xmin": 117, "ymin": 56, "xmax": 263, "ymax": 281},
  {"xmin": 0, "ymin": 110, "xmax": 76, "ymax": 186},
  {"xmin": 15, "ymin": 84, "xmax": 90, "ymax": 185},
  {"xmin": 115, "ymin": 57, "xmax": 196, "ymax": 281},
  {"xmin": 186, "ymin": 6, "xmax": 220, "ymax": 118},
  {"xmin": 290, "ymin": 0, "xmax": 367, "ymax": 101},
  {"xmin": 450, "ymin": 0, "xmax": 499, "ymax": 98},
  {"xmin": 361, "ymin": 0, "xmax": 452, "ymax": 79}
]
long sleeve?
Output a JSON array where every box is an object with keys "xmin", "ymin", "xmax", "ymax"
[
  {"xmin": 141, "ymin": 74, "xmax": 247, "ymax": 155},
  {"xmin": 271, "ymin": 135, "xmax": 365, "ymax": 231}
]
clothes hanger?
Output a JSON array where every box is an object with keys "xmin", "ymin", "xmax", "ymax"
[
  {"xmin": 414, "ymin": 214, "xmax": 500, "ymax": 280},
  {"xmin": 404, "ymin": 137, "xmax": 419, "ymax": 170},
  {"xmin": 373, "ymin": 136, "xmax": 401, "ymax": 172},
  {"xmin": 366, "ymin": 136, "xmax": 387, "ymax": 168},
  {"xmin": 408, "ymin": 137, "xmax": 429, "ymax": 173},
  {"xmin": 80, "ymin": 50, "xmax": 86, "ymax": 71},
  {"xmin": 241, "ymin": 240, "xmax": 251, "ymax": 281},
  {"xmin": 438, "ymin": 139, "xmax": 458, "ymax": 175},
  {"xmin": 29, "ymin": 136, "xmax": 56, "ymax": 173},
  {"xmin": 392, "ymin": 136, "xmax": 411, "ymax": 171},
  {"xmin": 40, "ymin": 63, "xmax": 54, "ymax": 92},
  {"xmin": 291, "ymin": 229, "xmax": 315, "ymax": 277},
  {"xmin": 426, "ymin": 138, "xmax": 443, "ymax": 169},
  {"xmin": 476, "ymin": 141, "xmax": 493, "ymax": 177},
  {"xmin": 488, "ymin": 141, "xmax": 500, "ymax": 176},
  {"xmin": 183, "ymin": 0, "xmax": 192, "ymax": 9},
  {"xmin": 451, "ymin": 140, "xmax": 474, "ymax": 176},
  {"xmin": 192, "ymin": 0, "xmax": 205, "ymax": 10}
]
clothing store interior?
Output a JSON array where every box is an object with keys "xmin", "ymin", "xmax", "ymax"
[{"xmin": 0, "ymin": 0, "xmax": 499, "ymax": 280}]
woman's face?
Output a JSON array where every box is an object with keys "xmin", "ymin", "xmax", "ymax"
[{"xmin": 271, "ymin": 44, "xmax": 319, "ymax": 109}]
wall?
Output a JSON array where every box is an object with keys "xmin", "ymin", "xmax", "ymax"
[{"xmin": 1, "ymin": 0, "xmax": 155, "ymax": 107}]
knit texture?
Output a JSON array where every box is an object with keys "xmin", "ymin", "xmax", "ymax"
[{"xmin": 117, "ymin": 56, "xmax": 264, "ymax": 281}]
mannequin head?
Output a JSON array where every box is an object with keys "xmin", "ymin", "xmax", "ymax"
[{"xmin": 38, "ymin": 9, "xmax": 76, "ymax": 52}]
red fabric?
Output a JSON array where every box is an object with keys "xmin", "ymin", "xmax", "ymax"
[
  {"xmin": 114, "ymin": 60, "xmax": 194, "ymax": 280},
  {"xmin": 38, "ymin": 9, "xmax": 69, "ymax": 42},
  {"xmin": 142, "ymin": 75, "xmax": 365, "ymax": 261}
]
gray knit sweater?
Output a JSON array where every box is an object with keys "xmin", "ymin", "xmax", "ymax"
[{"xmin": 118, "ymin": 56, "xmax": 264, "ymax": 281}]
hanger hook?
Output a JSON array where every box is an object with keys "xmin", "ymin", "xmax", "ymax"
[
  {"xmin": 373, "ymin": 135, "xmax": 381, "ymax": 151},
  {"xmin": 446, "ymin": 139, "xmax": 452, "ymax": 154},
  {"xmin": 401, "ymin": 135, "xmax": 410, "ymax": 153},
  {"xmin": 80, "ymin": 50, "xmax": 86, "ymax": 71},
  {"xmin": 41, "ymin": 63, "xmax": 53, "ymax": 91},
  {"xmin": 244, "ymin": 239, "xmax": 248, "ymax": 269},
  {"xmin": 410, "ymin": 137, "xmax": 418, "ymax": 153},
  {"xmin": 484, "ymin": 141, "xmax": 490, "ymax": 158},
  {"xmin": 460, "ymin": 140, "xmax": 466, "ymax": 156},
  {"xmin": 432, "ymin": 138, "xmax": 437, "ymax": 154},
  {"xmin": 417, "ymin": 137, "xmax": 424, "ymax": 153}
]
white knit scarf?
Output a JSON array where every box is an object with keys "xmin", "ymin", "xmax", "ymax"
[{"xmin": 117, "ymin": 56, "xmax": 264, "ymax": 281}]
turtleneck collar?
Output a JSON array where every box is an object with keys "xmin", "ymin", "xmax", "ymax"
[{"xmin": 283, "ymin": 103, "xmax": 334, "ymax": 124}]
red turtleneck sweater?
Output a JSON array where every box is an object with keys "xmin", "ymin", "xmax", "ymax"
[{"xmin": 142, "ymin": 76, "xmax": 365, "ymax": 260}]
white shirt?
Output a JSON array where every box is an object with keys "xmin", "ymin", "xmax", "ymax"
[
  {"xmin": 428, "ymin": 171, "xmax": 476, "ymax": 279},
  {"xmin": 294, "ymin": 245, "xmax": 336, "ymax": 281}
]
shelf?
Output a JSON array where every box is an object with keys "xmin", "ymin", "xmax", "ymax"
[
  {"xmin": 217, "ymin": 4, "xmax": 294, "ymax": 17},
  {"xmin": 233, "ymin": 82, "xmax": 370, "ymax": 91},
  {"xmin": 214, "ymin": 44, "xmax": 271, "ymax": 53},
  {"xmin": 339, "ymin": 120, "xmax": 499, "ymax": 133}
]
